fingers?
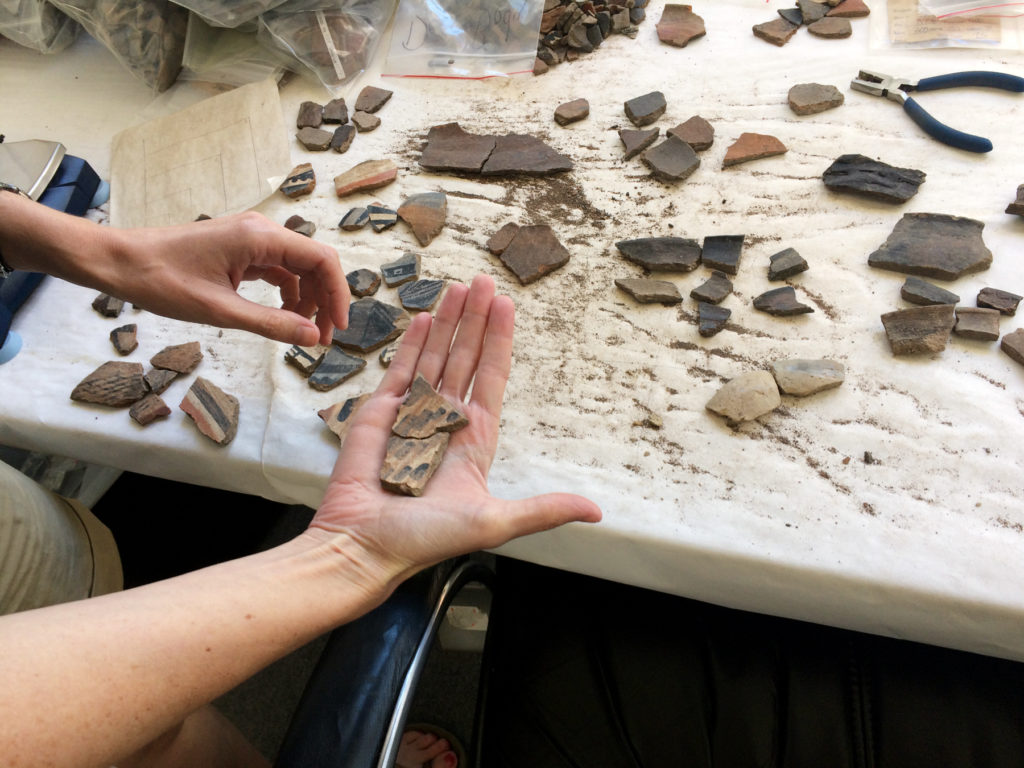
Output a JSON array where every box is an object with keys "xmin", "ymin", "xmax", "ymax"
[
  {"xmin": 437, "ymin": 275, "xmax": 497, "ymax": 401},
  {"xmin": 215, "ymin": 292, "xmax": 321, "ymax": 346},
  {"xmin": 467, "ymin": 295, "xmax": 514, "ymax": 418},
  {"xmin": 492, "ymin": 493, "xmax": 603, "ymax": 545},
  {"xmin": 414, "ymin": 283, "xmax": 469, "ymax": 387}
]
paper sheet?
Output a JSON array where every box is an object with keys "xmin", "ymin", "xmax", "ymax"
[{"xmin": 109, "ymin": 78, "xmax": 290, "ymax": 228}]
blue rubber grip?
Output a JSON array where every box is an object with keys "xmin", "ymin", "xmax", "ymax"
[
  {"xmin": 916, "ymin": 71, "xmax": 1024, "ymax": 92},
  {"xmin": 903, "ymin": 97, "xmax": 993, "ymax": 153}
]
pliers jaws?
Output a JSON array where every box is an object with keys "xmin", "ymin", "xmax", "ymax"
[{"xmin": 850, "ymin": 69, "xmax": 1024, "ymax": 153}]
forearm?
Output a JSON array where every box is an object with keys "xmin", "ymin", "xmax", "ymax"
[{"xmin": 0, "ymin": 529, "xmax": 405, "ymax": 768}]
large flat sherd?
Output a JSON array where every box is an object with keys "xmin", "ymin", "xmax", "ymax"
[
  {"xmin": 823, "ymin": 154, "xmax": 925, "ymax": 204},
  {"xmin": 977, "ymin": 287, "xmax": 1022, "ymax": 316},
  {"xmin": 392, "ymin": 374, "xmax": 469, "ymax": 439},
  {"xmin": 768, "ymin": 248, "xmax": 808, "ymax": 280},
  {"xmin": 399, "ymin": 279, "xmax": 445, "ymax": 311},
  {"xmin": 753, "ymin": 18, "xmax": 799, "ymax": 46},
  {"xmin": 642, "ymin": 135, "xmax": 700, "ymax": 182},
  {"xmin": 706, "ymin": 370, "xmax": 781, "ymax": 425},
  {"xmin": 419, "ymin": 123, "xmax": 497, "ymax": 173},
  {"xmin": 723, "ymin": 133, "xmax": 787, "ymax": 167},
  {"xmin": 698, "ymin": 302, "xmax": 731, "ymax": 337},
  {"xmin": 180, "ymin": 378, "xmax": 238, "ymax": 445},
  {"xmin": 624, "ymin": 91, "xmax": 667, "ymax": 127},
  {"xmin": 788, "ymin": 83, "xmax": 845, "ymax": 115},
  {"xmin": 500, "ymin": 225, "xmax": 571, "ymax": 284},
  {"xmin": 354, "ymin": 85, "xmax": 393, "ymax": 114},
  {"xmin": 333, "ymin": 298, "xmax": 411, "ymax": 352},
  {"xmin": 881, "ymin": 304, "xmax": 955, "ymax": 355},
  {"xmin": 615, "ymin": 278, "xmax": 682, "ymax": 305},
  {"xmin": 397, "ymin": 192, "xmax": 447, "ymax": 246},
  {"xmin": 808, "ymin": 16, "xmax": 852, "ymax": 36},
  {"xmin": 691, "ymin": 271, "xmax": 733, "ymax": 303},
  {"xmin": 901, "ymin": 276, "xmax": 959, "ymax": 306},
  {"xmin": 284, "ymin": 345, "xmax": 326, "ymax": 376},
  {"xmin": 71, "ymin": 361, "xmax": 147, "ymax": 407},
  {"xmin": 771, "ymin": 359, "xmax": 845, "ymax": 396},
  {"xmin": 616, "ymin": 237, "xmax": 701, "ymax": 272},
  {"xmin": 309, "ymin": 346, "xmax": 367, "ymax": 391},
  {"xmin": 151, "ymin": 342, "xmax": 202, "ymax": 374},
  {"xmin": 868, "ymin": 213, "xmax": 991, "ymax": 280},
  {"xmin": 381, "ymin": 252, "xmax": 421, "ymax": 286},
  {"xmin": 346, "ymin": 268, "xmax": 381, "ymax": 297},
  {"xmin": 667, "ymin": 116, "xmax": 714, "ymax": 151},
  {"xmin": 318, "ymin": 393, "xmax": 371, "ymax": 444},
  {"xmin": 380, "ymin": 433, "xmax": 450, "ymax": 497},
  {"xmin": 702, "ymin": 235, "xmax": 745, "ymax": 275},
  {"xmin": 296, "ymin": 127, "xmax": 333, "ymax": 151},
  {"xmin": 954, "ymin": 307, "xmax": 1001, "ymax": 341},
  {"xmin": 555, "ymin": 98, "xmax": 589, "ymax": 126},
  {"xmin": 1001, "ymin": 328, "xmax": 1024, "ymax": 366},
  {"xmin": 754, "ymin": 286, "xmax": 814, "ymax": 316},
  {"xmin": 129, "ymin": 393, "xmax": 171, "ymax": 426},
  {"xmin": 280, "ymin": 163, "xmax": 315, "ymax": 198},
  {"xmin": 334, "ymin": 159, "xmax": 398, "ymax": 198},
  {"xmin": 481, "ymin": 134, "xmax": 573, "ymax": 175},
  {"xmin": 656, "ymin": 4, "xmax": 706, "ymax": 46},
  {"xmin": 110, "ymin": 324, "xmax": 138, "ymax": 355},
  {"xmin": 619, "ymin": 127, "xmax": 660, "ymax": 160}
]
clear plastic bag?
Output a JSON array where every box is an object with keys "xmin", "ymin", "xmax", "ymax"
[
  {"xmin": 383, "ymin": 0, "xmax": 544, "ymax": 79},
  {"xmin": 180, "ymin": 12, "xmax": 289, "ymax": 85},
  {"xmin": 0, "ymin": 0, "xmax": 80, "ymax": 53},
  {"xmin": 47, "ymin": 0, "xmax": 189, "ymax": 91},
  {"xmin": 918, "ymin": 0, "xmax": 1024, "ymax": 18},
  {"xmin": 170, "ymin": 0, "xmax": 289, "ymax": 30},
  {"xmin": 258, "ymin": 0, "xmax": 397, "ymax": 94}
]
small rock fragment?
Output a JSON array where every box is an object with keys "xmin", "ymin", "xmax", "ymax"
[
  {"xmin": 333, "ymin": 298, "xmax": 411, "ymax": 352},
  {"xmin": 397, "ymin": 192, "xmax": 447, "ymax": 247},
  {"xmin": 308, "ymin": 346, "xmax": 366, "ymax": 391},
  {"xmin": 698, "ymin": 302, "xmax": 731, "ymax": 337},
  {"xmin": 828, "ymin": 0, "xmax": 870, "ymax": 16},
  {"xmin": 768, "ymin": 248, "xmax": 809, "ymax": 281},
  {"xmin": 180, "ymin": 377, "xmax": 239, "ymax": 445},
  {"xmin": 381, "ymin": 252, "xmax": 421, "ymax": 286},
  {"xmin": 753, "ymin": 18, "xmax": 799, "ymax": 46},
  {"xmin": 901, "ymin": 276, "xmax": 959, "ymax": 306},
  {"xmin": 822, "ymin": 154, "xmax": 925, "ymax": 204},
  {"xmin": 1005, "ymin": 184, "xmax": 1024, "ymax": 216},
  {"xmin": 351, "ymin": 111, "xmax": 381, "ymax": 132},
  {"xmin": 706, "ymin": 370, "xmax": 781, "ymax": 425},
  {"xmin": 280, "ymin": 163, "xmax": 315, "ymax": 198},
  {"xmin": 880, "ymin": 305, "xmax": 956, "ymax": 355},
  {"xmin": 624, "ymin": 91, "xmax": 667, "ymax": 127},
  {"xmin": 334, "ymin": 159, "xmax": 398, "ymax": 198},
  {"xmin": 481, "ymin": 134, "xmax": 573, "ymax": 175},
  {"xmin": 533, "ymin": 57, "xmax": 549, "ymax": 76},
  {"xmin": 92, "ymin": 293, "xmax": 124, "ymax": 318},
  {"xmin": 144, "ymin": 368, "xmax": 178, "ymax": 395},
  {"xmin": 70, "ymin": 361, "xmax": 147, "ymax": 407},
  {"xmin": 771, "ymin": 359, "xmax": 845, "ymax": 395},
  {"xmin": 778, "ymin": 7, "xmax": 803, "ymax": 24},
  {"xmin": 346, "ymin": 268, "xmax": 381, "ymax": 297},
  {"xmin": 379, "ymin": 344, "xmax": 398, "ymax": 367},
  {"xmin": 554, "ymin": 98, "xmax": 589, "ymax": 126},
  {"xmin": 808, "ymin": 16, "xmax": 852, "ymax": 36},
  {"xmin": 318, "ymin": 393, "xmax": 371, "ymax": 444},
  {"xmin": 977, "ymin": 287, "xmax": 1022, "ymax": 316},
  {"xmin": 499, "ymin": 225, "xmax": 571, "ymax": 285},
  {"xmin": 354, "ymin": 85, "xmax": 393, "ymax": 114},
  {"xmin": 616, "ymin": 237, "xmax": 701, "ymax": 272},
  {"xmin": 615, "ymin": 278, "xmax": 682, "ymax": 305},
  {"xmin": 798, "ymin": 0, "xmax": 829, "ymax": 22},
  {"xmin": 109, "ymin": 324, "xmax": 138, "ymax": 355},
  {"xmin": 322, "ymin": 98, "xmax": 348, "ymax": 124},
  {"xmin": 619, "ymin": 127, "xmax": 660, "ymax": 160},
  {"xmin": 753, "ymin": 286, "xmax": 814, "ymax": 316},
  {"xmin": 330, "ymin": 125, "xmax": 356, "ymax": 153},
  {"xmin": 418, "ymin": 123, "xmax": 496, "ymax": 174},
  {"xmin": 129, "ymin": 393, "xmax": 171, "ymax": 426},
  {"xmin": 284, "ymin": 214, "xmax": 315, "ymax": 238},
  {"xmin": 392, "ymin": 374, "xmax": 469, "ymax": 438},
  {"xmin": 367, "ymin": 203, "xmax": 399, "ymax": 232},
  {"xmin": 642, "ymin": 135, "xmax": 701, "ymax": 182},
  {"xmin": 399, "ymin": 279, "xmax": 445, "ymax": 311},
  {"xmin": 380, "ymin": 433, "xmax": 450, "ymax": 497},
  {"xmin": 296, "ymin": 127, "xmax": 333, "ymax": 151},
  {"xmin": 284, "ymin": 345, "xmax": 326, "ymax": 376},
  {"xmin": 1000, "ymin": 328, "xmax": 1024, "ymax": 365},
  {"xmin": 788, "ymin": 83, "xmax": 845, "ymax": 115},
  {"xmin": 868, "ymin": 213, "xmax": 992, "ymax": 280},
  {"xmin": 634, "ymin": 410, "xmax": 663, "ymax": 429},
  {"xmin": 339, "ymin": 207, "xmax": 369, "ymax": 231},
  {"xmin": 297, "ymin": 101, "xmax": 323, "ymax": 129},
  {"xmin": 151, "ymin": 341, "xmax": 202, "ymax": 374},
  {"xmin": 486, "ymin": 223, "xmax": 521, "ymax": 255},
  {"xmin": 954, "ymin": 307, "xmax": 1001, "ymax": 341},
  {"xmin": 723, "ymin": 133, "xmax": 787, "ymax": 167},
  {"xmin": 655, "ymin": 4, "xmax": 706, "ymax": 47},
  {"xmin": 691, "ymin": 271, "xmax": 733, "ymax": 303},
  {"xmin": 667, "ymin": 116, "xmax": 714, "ymax": 151},
  {"xmin": 702, "ymin": 235, "xmax": 745, "ymax": 276}
]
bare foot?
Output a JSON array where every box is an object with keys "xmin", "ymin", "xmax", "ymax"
[{"xmin": 396, "ymin": 730, "xmax": 458, "ymax": 768}]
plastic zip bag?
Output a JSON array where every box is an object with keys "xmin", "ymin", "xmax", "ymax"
[
  {"xmin": 0, "ymin": 0, "xmax": 79, "ymax": 53},
  {"xmin": 47, "ymin": 0, "xmax": 189, "ymax": 91},
  {"xmin": 180, "ymin": 12, "xmax": 289, "ymax": 85},
  {"xmin": 918, "ymin": 0, "xmax": 1024, "ymax": 18},
  {"xmin": 258, "ymin": 0, "xmax": 397, "ymax": 94},
  {"xmin": 170, "ymin": 0, "xmax": 289, "ymax": 30},
  {"xmin": 383, "ymin": 0, "xmax": 543, "ymax": 78},
  {"xmin": 870, "ymin": 0, "xmax": 1023, "ymax": 49}
]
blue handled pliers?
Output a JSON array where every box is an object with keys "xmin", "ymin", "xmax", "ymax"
[{"xmin": 850, "ymin": 70, "xmax": 1024, "ymax": 153}]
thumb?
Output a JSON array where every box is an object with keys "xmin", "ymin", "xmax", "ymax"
[
  {"xmin": 495, "ymin": 493, "xmax": 602, "ymax": 544},
  {"xmin": 218, "ymin": 293, "xmax": 320, "ymax": 346}
]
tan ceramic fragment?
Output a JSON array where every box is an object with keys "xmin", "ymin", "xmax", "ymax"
[
  {"xmin": 706, "ymin": 370, "xmax": 781, "ymax": 425},
  {"xmin": 334, "ymin": 159, "xmax": 398, "ymax": 198},
  {"xmin": 880, "ymin": 305, "xmax": 955, "ymax": 355},
  {"xmin": 380, "ymin": 433, "xmax": 450, "ymax": 497},
  {"xmin": 70, "ymin": 361, "xmax": 147, "ymax": 407},
  {"xmin": 318, "ymin": 393, "xmax": 371, "ymax": 444},
  {"xmin": 723, "ymin": 133, "xmax": 787, "ymax": 167},
  {"xmin": 150, "ymin": 342, "xmax": 202, "ymax": 374},
  {"xmin": 392, "ymin": 374, "xmax": 469, "ymax": 439}
]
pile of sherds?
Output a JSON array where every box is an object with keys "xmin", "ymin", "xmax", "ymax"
[
  {"xmin": 293, "ymin": 85, "xmax": 393, "ymax": 153},
  {"xmin": 534, "ymin": 0, "xmax": 651, "ymax": 74},
  {"xmin": 753, "ymin": 0, "xmax": 869, "ymax": 46},
  {"xmin": 706, "ymin": 359, "xmax": 845, "ymax": 426}
]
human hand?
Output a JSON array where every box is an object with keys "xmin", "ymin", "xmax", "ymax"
[
  {"xmin": 308, "ymin": 274, "xmax": 601, "ymax": 587},
  {"xmin": 102, "ymin": 212, "xmax": 349, "ymax": 346}
]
